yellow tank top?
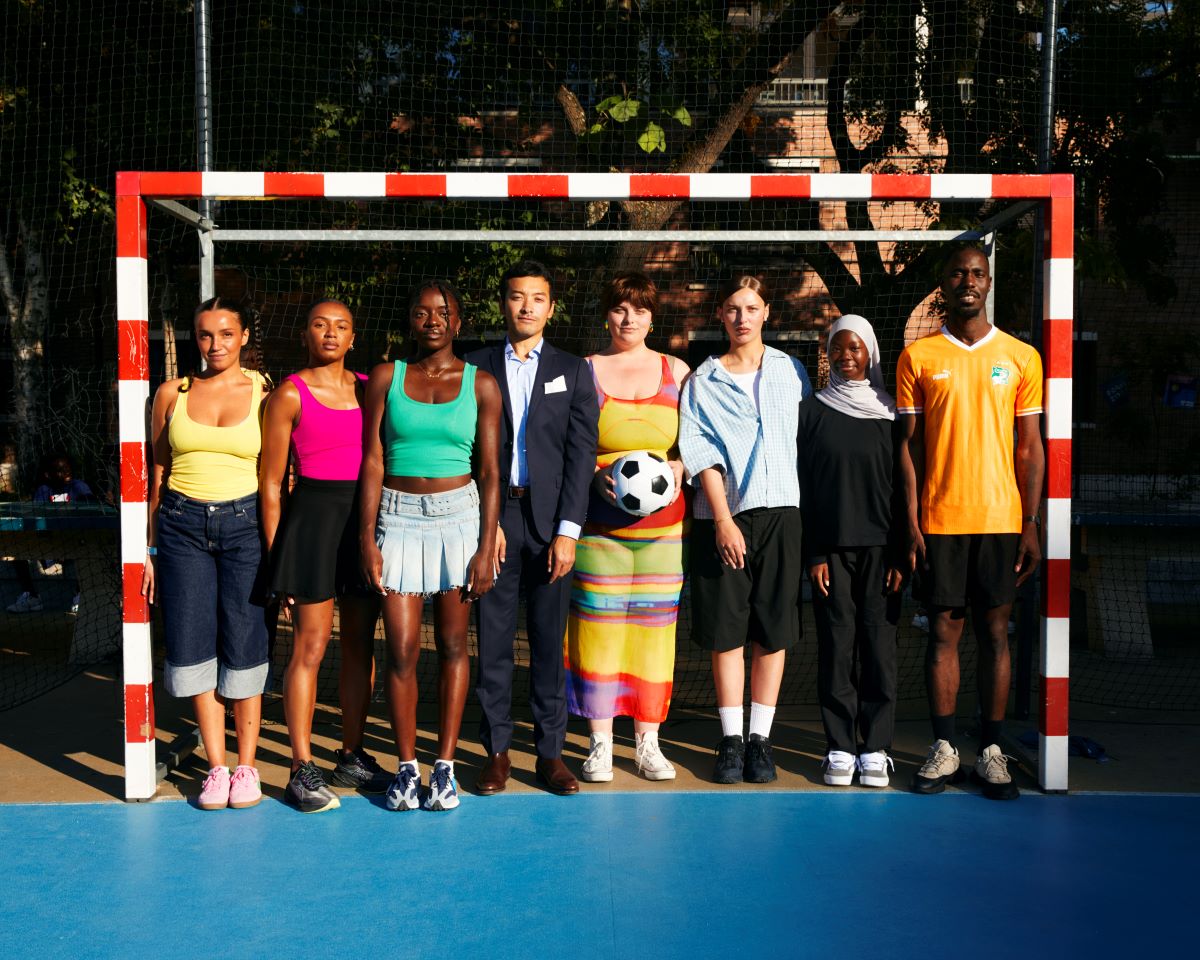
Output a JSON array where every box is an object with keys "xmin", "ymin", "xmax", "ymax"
[{"xmin": 167, "ymin": 370, "xmax": 267, "ymax": 501}]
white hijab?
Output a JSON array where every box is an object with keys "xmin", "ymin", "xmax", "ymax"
[{"xmin": 816, "ymin": 314, "xmax": 896, "ymax": 421}]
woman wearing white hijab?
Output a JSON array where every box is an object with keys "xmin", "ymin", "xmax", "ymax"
[{"xmin": 797, "ymin": 314, "xmax": 904, "ymax": 788}]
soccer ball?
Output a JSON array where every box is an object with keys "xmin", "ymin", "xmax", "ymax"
[{"xmin": 611, "ymin": 451, "xmax": 675, "ymax": 517}]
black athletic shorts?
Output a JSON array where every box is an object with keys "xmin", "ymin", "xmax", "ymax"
[
  {"xmin": 921, "ymin": 532, "xmax": 1020, "ymax": 610},
  {"xmin": 689, "ymin": 506, "xmax": 803, "ymax": 653}
]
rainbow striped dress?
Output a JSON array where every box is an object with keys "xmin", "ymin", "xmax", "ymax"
[{"xmin": 564, "ymin": 355, "xmax": 686, "ymax": 723}]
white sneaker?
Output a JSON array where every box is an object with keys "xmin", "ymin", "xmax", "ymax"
[
  {"xmin": 973, "ymin": 744, "xmax": 1020, "ymax": 801},
  {"xmin": 580, "ymin": 733, "xmax": 613, "ymax": 783},
  {"xmin": 857, "ymin": 750, "xmax": 894, "ymax": 788},
  {"xmin": 7, "ymin": 592, "xmax": 43, "ymax": 613},
  {"xmin": 822, "ymin": 750, "xmax": 857, "ymax": 786},
  {"xmin": 635, "ymin": 732, "xmax": 676, "ymax": 781},
  {"xmin": 912, "ymin": 739, "xmax": 963, "ymax": 794},
  {"xmin": 69, "ymin": 593, "xmax": 81, "ymax": 615}
]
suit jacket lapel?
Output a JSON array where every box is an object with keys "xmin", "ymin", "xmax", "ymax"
[{"xmin": 527, "ymin": 340, "xmax": 554, "ymax": 423}]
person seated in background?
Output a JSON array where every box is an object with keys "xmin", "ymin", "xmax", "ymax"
[{"xmin": 6, "ymin": 452, "xmax": 94, "ymax": 615}]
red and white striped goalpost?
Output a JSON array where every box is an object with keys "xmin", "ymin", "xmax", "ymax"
[{"xmin": 114, "ymin": 171, "xmax": 1074, "ymax": 800}]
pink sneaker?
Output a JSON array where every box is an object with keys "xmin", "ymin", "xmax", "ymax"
[
  {"xmin": 198, "ymin": 766, "xmax": 230, "ymax": 810},
  {"xmin": 228, "ymin": 765, "xmax": 262, "ymax": 809}
]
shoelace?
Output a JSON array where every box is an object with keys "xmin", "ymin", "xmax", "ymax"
[
  {"xmin": 826, "ymin": 752, "xmax": 856, "ymax": 771},
  {"xmin": 395, "ymin": 766, "xmax": 419, "ymax": 795},
  {"xmin": 296, "ymin": 762, "xmax": 325, "ymax": 791},
  {"xmin": 859, "ymin": 754, "xmax": 894, "ymax": 773},
  {"xmin": 637, "ymin": 739, "xmax": 667, "ymax": 769},
  {"xmin": 351, "ymin": 749, "xmax": 382, "ymax": 774},
  {"xmin": 748, "ymin": 739, "xmax": 772, "ymax": 762},
  {"xmin": 585, "ymin": 740, "xmax": 611, "ymax": 769},
  {"xmin": 431, "ymin": 764, "xmax": 453, "ymax": 795},
  {"xmin": 981, "ymin": 752, "xmax": 1013, "ymax": 780},
  {"xmin": 202, "ymin": 768, "xmax": 226, "ymax": 792},
  {"xmin": 716, "ymin": 739, "xmax": 743, "ymax": 764},
  {"xmin": 230, "ymin": 767, "xmax": 256, "ymax": 788}
]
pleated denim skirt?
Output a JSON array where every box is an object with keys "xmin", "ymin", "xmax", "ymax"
[{"xmin": 375, "ymin": 481, "xmax": 480, "ymax": 595}]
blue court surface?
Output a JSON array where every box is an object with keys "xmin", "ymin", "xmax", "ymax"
[{"xmin": 2, "ymin": 791, "xmax": 1193, "ymax": 958}]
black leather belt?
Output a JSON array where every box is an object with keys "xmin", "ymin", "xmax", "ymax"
[{"xmin": 508, "ymin": 485, "xmax": 528, "ymax": 499}]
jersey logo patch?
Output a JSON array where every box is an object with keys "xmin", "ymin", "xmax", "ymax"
[
  {"xmin": 931, "ymin": 369, "xmax": 951, "ymax": 381},
  {"xmin": 990, "ymin": 364, "xmax": 1012, "ymax": 386}
]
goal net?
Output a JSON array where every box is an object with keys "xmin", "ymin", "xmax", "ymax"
[{"xmin": 115, "ymin": 171, "xmax": 1074, "ymax": 797}]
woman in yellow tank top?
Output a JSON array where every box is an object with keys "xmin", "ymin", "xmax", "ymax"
[{"xmin": 141, "ymin": 297, "xmax": 273, "ymax": 811}]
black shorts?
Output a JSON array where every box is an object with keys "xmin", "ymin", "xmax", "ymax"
[
  {"xmin": 270, "ymin": 477, "xmax": 370, "ymax": 603},
  {"xmin": 921, "ymin": 533, "xmax": 1020, "ymax": 610},
  {"xmin": 689, "ymin": 506, "xmax": 803, "ymax": 653}
]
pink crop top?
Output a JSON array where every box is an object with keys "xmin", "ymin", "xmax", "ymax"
[{"xmin": 287, "ymin": 373, "xmax": 367, "ymax": 481}]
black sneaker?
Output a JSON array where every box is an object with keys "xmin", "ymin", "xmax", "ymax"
[
  {"xmin": 330, "ymin": 748, "xmax": 392, "ymax": 794},
  {"xmin": 743, "ymin": 733, "xmax": 778, "ymax": 783},
  {"xmin": 713, "ymin": 735, "xmax": 745, "ymax": 784},
  {"xmin": 284, "ymin": 760, "xmax": 341, "ymax": 814}
]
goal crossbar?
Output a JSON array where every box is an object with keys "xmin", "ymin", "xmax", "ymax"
[{"xmin": 115, "ymin": 171, "xmax": 1074, "ymax": 799}]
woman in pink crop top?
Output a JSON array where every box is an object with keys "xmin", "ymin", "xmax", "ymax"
[
  {"xmin": 359, "ymin": 279, "xmax": 502, "ymax": 812},
  {"xmin": 260, "ymin": 299, "xmax": 386, "ymax": 813}
]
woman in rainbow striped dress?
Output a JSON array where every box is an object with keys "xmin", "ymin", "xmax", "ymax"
[{"xmin": 564, "ymin": 272, "xmax": 690, "ymax": 782}]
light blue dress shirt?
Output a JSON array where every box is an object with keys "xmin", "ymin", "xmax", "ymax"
[
  {"xmin": 504, "ymin": 337, "xmax": 581, "ymax": 540},
  {"xmin": 678, "ymin": 346, "xmax": 812, "ymax": 520}
]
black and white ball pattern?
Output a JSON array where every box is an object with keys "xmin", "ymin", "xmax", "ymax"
[{"xmin": 611, "ymin": 451, "xmax": 675, "ymax": 517}]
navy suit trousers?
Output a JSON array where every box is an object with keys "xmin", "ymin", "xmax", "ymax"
[{"xmin": 474, "ymin": 495, "xmax": 572, "ymax": 757}]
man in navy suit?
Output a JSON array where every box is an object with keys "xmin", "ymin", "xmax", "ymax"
[{"xmin": 465, "ymin": 260, "xmax": 599, "ymax": 794}]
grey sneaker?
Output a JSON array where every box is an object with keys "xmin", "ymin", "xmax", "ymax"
[
  {"xmin": 634, "ymin": 732, "xmax": 676, "ymax": 781},
  {"xmin": 857, "ymin": 750, "xmax": 894, "ymax": 788},
  {"xmin": 385, "ymin": 763, "xmax": 421, "ymax": 811},
  {"xmin": 973, "ymin": 744, "xmax": 1020, "ymax": 800},
  {"xmin": 284, "ymin": 760, "xmax": 341, "ymax": 814},
  {"xmin": 580, "ymin": 733, "xmax": 614, "ymax": 783},
  {"xmin": 912, "ymin": 739, "xmax": 965, "ymax": 794},
  {"xmin": 330, "ymin": 748, "xmax": 391, "ymax": 794},
  {"xmin": 822, "ymin": 750, "xmax": 857, "ymax": 786}
]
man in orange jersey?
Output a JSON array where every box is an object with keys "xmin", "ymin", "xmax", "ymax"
[{"xmin": 896, "ymin": 247, "xmax": 1045, "ymax": 801}]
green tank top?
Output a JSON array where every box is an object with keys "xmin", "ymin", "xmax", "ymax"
[{"xmin": 383, "ymin": 360, "xmax": 478, "ymax": 477}]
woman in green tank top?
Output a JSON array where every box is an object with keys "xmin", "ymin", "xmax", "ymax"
[{"xmin": 359, "ymin": 280, "xmax": 503, "ymax": 812}]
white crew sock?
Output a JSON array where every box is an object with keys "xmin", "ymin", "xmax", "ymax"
[
  {"xmin": 400, "ymin": 759, "xmax": 419, "ymax": 774},
  {"xmin": 718, "ymin": 705, "xmax": 743, "ymax": 738},
  {"xmin": 748, "ymin": 702, "xmax": 776, "ymax": 739}
]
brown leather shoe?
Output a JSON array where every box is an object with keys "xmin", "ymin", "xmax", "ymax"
[
  {"xmin": 476, "ymin": 751, "xmax": 511, "ymax": 795},
  {"xmin": 535, "ymin": 756, "xmax": 579, "ymax": 795}
]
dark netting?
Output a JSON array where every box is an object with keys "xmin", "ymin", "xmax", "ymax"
[
  {"xmin": 162, "ymin": 209, "xmax": 1030, "ymax": 710},
  {"xmin": 2, "ymin": 1, "xmax": 1197, "ymax": 721}
]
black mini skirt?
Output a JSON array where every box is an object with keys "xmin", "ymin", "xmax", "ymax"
[{"xmin": 270, "ymin": 477, "xmax": 368, "ymax": 602}]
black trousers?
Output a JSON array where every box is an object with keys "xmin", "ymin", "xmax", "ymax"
[
  {"xmin": 813, "ymin": 545, "xmax": 900, "ymax": 754},
  {"xmin": 475, "ymin": 496, "xmax": 572, "ymax": 758}
]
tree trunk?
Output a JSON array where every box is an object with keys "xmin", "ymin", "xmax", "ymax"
[{"xmin": 0, "ymin": 212, "xmax": 48, "ymax": 491}]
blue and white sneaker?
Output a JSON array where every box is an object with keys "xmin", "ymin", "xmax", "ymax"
[
  {"xmin": 385, "ymin": 763, "xmax": 421, "ymax": 811},
  {"xmin": 422, "ymin": 760, "xmax": 459, "ymax": 811}
]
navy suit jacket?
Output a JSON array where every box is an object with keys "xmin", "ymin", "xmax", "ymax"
[{"xmin": 465, "ymin": 340, "xmax": 599, "ymax": 544}]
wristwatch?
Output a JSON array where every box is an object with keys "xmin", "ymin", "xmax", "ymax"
[{"xmin": 1022, "ymin": 515, "xmax": 1040, "ymax": 527}]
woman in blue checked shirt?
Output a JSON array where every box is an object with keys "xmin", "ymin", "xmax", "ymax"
[{"xmin": 678, "ymin": 275, "xmax": 812, "ymax": 785}]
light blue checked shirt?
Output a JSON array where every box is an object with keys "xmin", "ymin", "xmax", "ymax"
[{"xmin": 679, "ymin": 346, "xmax": 812, "ymax": 519}]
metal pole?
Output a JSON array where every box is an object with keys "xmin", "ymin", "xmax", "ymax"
[
  {"xmin": 1037, "ymin": 0, "xmax": 1060, "ymax": 173},
  {"xmin": 195, "ymin": 0, "xmax": 215, "ymax": 302},
  {"xmin": 1018, "ymin": 1, "xmax": 1061, "ymax": 721}
]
